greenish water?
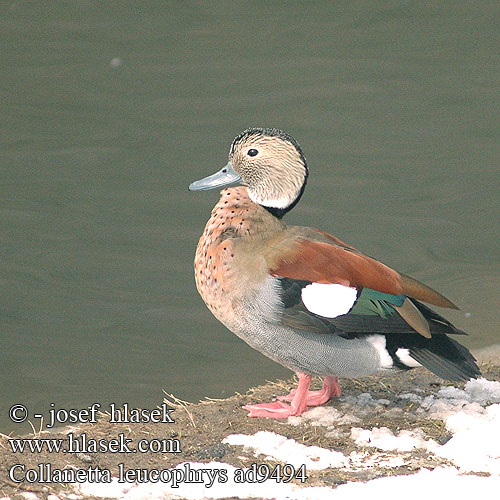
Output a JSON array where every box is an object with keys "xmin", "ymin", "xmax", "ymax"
[{"xmin": 1, "ymin": 1, "xmax": 498, "ymax": 434}]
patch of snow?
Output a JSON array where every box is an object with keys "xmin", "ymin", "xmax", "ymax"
[
  {"xmin": 341, "ymin": 392, "xmax": 392, "ymax": 411},
  {"xmin": 289, "ymin": 406, "xmax": 361, "ymax": 427},
  {"xmin": 331, "ymin": 466, "xmax": 500, "ymax": 498},
  {"xmin": 18, "ymin": 494, "xmax": 39, "ymax": 500},
  {"xmin": 223, "ymin": 431, "xmax": 346, "ymax": 469},
  {"xmin": 399, "ymin": 392, "xmax": 423, "ymax": 403},
  {"xmin": 402, "ymin": 378, "xmax": 500, "ymax": 474},
  {"xmin": 350, "ymin": 427, "xmax": 438, "ymax": 452},
  {"xmin": 76, "ymin": 464, "xmax": 500, "ymax": 499},
  {"xmin": 343, "ymin": 378, "xmax": 500, "ymax": 474},
  {"xmin": 435, "ymin": 403, "xmax": 500, "ymax": 474},
  {"xmin": 291, "ymin": 377, "xmax": 500, "ymax": 476},
  {"xmin": 78, "ymin": 461, "xmax": 335, "ymax": 500},
  {"xmin": 224, "ymin": 430, "xmax": 419, "ymax": 472},
  {"xmin": 443, "ymin": 378, "xmax": 500, "ymax": 405}
]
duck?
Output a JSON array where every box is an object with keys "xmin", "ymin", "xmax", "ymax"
[{"xmin": 189, "ymin": 127, "xmax": 480, "ymax": 418}]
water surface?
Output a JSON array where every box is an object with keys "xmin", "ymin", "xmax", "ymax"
[{"xmin": 1, "ymin": 1, "xmax": 499, "ymax": 433}]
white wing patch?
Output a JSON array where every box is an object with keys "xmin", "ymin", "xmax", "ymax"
[{"xmin": 301, "ymin": 283, "xmax": 358, "ymax": 318}]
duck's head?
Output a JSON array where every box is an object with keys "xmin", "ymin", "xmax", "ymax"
[{"xmin": 189, "ymin": 128, "xmax": 308, "ymax": 217}]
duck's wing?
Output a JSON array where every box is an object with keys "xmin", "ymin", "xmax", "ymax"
[
  {"xmin": 269, "ymin": 236, "xmax": 457, "ymax": 308},
  {"xmin": 266, "ymin": 234, "xmax": 459, "ymax": 339}
]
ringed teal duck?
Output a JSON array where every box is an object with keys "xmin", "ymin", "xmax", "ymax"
[{"xmin": 189, "ymin": 128, "xmax": 480, "ymax": 418}]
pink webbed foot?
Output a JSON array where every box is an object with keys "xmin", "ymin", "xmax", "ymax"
[
  {"xmin": 277, "ymin": 376, "xmax": 341, "ymax": 407},
  {"xmin": 244, "ymin": 373, "xmax": 335, "ymax": 418},
  {"xmin": 243, "ymin": 400, "xmax": 304, "ymax": 418}
]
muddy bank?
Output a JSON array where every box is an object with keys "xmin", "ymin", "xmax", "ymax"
[{"xmin": 1, "ymin": 361, "xmax": 499, "ymax": 499}]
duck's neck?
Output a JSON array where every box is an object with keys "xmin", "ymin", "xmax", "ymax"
[{"xmin": 204, "ymin": 187, "xmax": 285, "ymax": 243}]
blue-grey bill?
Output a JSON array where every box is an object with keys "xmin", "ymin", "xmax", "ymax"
[{"xmin": 189, "ymin": 162, "xmax": 241, "ymax": 191}]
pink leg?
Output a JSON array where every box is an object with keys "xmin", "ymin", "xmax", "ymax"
[
  {"xmin": 278, "ymin": 376, "xmax": 341, "ymax": 406},
  {"xmin": 243, "ymin": 373, "xmax": 313, "ymax": 418}
]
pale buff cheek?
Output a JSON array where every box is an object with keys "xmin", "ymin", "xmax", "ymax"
[
  {"xmin": 245, "ymin": 161, "xmax": 304, "ymax": 209},
  {"xmin": 231, "ymin": 137, "xmax": 305, "ymax": 209}
]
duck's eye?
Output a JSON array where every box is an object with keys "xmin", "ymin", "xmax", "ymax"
[{"xmin": 247, "ymin": 148, "xmax": 258, "ymax": 157}]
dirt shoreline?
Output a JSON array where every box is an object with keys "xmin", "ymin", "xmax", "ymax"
[{"xmin": 1, "ymin": 360, "xmax": 499, "ymax": 500}]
